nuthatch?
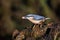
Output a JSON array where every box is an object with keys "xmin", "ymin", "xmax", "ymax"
[
  {"xmin": 22, "ymin": 14, "xmax": 51, "ymax": 37},
  {"xmin": 22, "ymin": 14, "xmax": 50, "ymax": 24}
]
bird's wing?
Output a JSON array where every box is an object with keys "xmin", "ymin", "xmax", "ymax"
[
  {"xmin": 33, "ymin": 15, "xmax": 45, "ymax": 20},
  {"xmin": 26, "ymin": 14, "xmax": 45, "ymax": 20}
]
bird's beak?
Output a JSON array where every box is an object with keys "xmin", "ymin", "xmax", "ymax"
[{"xmin": 22, "ymin": 16, "xmax": 25, "ymax": 19}]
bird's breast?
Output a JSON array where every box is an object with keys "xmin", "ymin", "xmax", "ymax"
[{"xmin": 28, "ymin": 19, "xmax": 43, "ymax": 24}]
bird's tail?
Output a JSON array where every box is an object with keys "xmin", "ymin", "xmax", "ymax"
[{"xmin": 45, "ymin": 18, "xmax": 51, "ymax": 20}]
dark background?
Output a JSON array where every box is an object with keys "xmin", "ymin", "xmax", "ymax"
[{"xmin": 0, "ymin": 0, "xmax": 60, "ymax": 40}]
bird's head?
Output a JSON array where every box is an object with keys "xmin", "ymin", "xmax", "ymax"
[{"xmin": 22, "ymin": 14, "xmax": 35, "ymax": 19}]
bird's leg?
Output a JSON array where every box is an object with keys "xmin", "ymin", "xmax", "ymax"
[
  {"xmin": 33, "ymin": 24, "xmax": 37, "ymax": 29},
  {"xmin": 39, "ymin": 20, "xmax": 43, "ymax": 27}
]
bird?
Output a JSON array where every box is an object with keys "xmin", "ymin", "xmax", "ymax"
[
  {"xmin": 22, "ymin": 14, "xmax": 51, "ymax": 24},
  {"xmin": 22, "ymin": 14, "xmax": 51, "ymax": 38}
]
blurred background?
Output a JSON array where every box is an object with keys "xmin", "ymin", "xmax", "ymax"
[{"xmin": 0, "ymin": 0, "xmax": 60, "ymax": 40}]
